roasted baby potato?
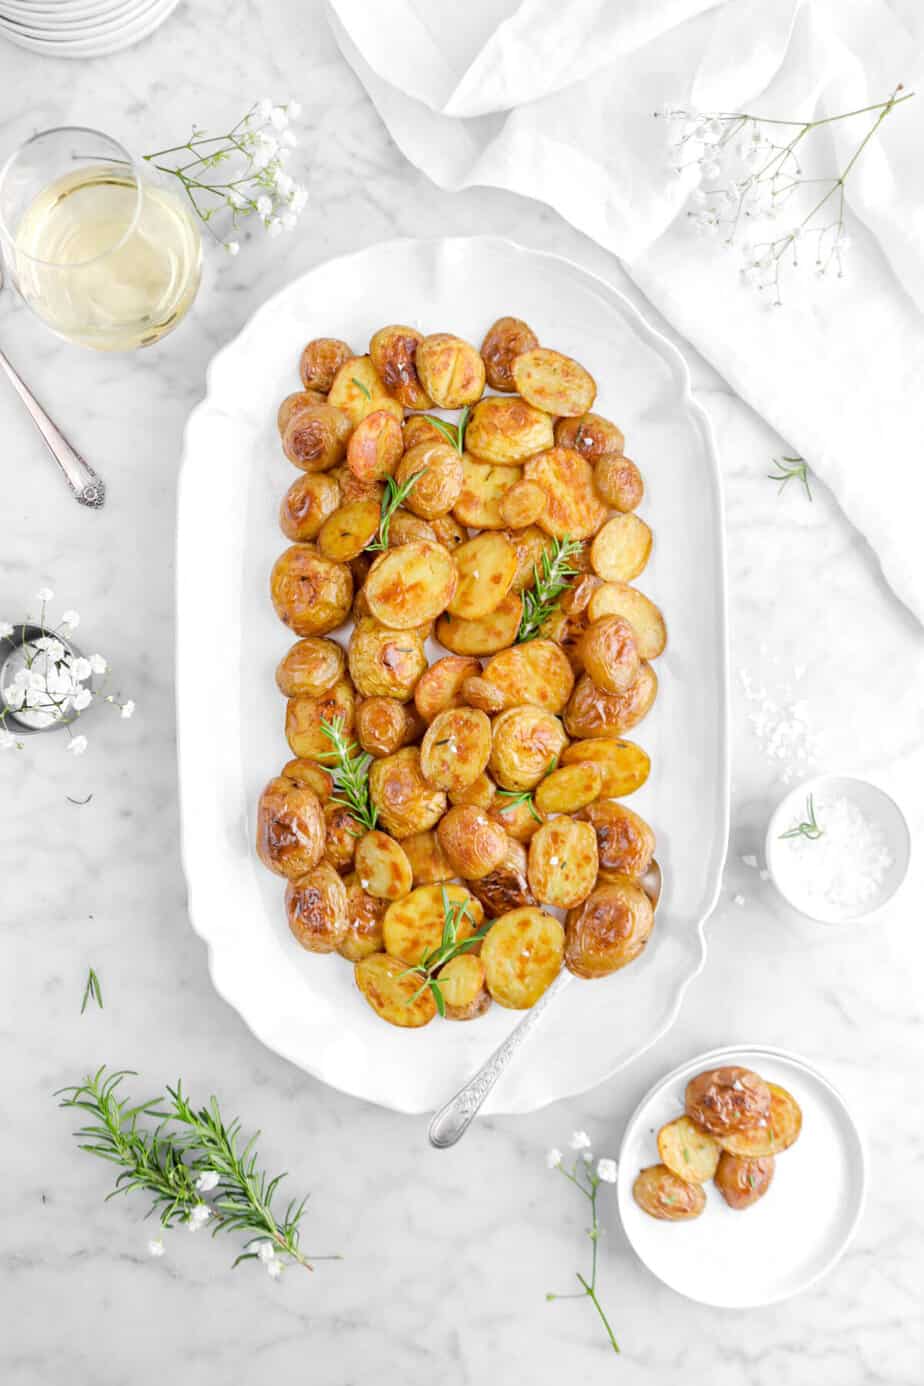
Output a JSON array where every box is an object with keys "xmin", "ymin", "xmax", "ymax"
[
  {"xmin": 527, "ymin": 817, "xmax": 598, "ymax": 908},
  {"xmin": 480, "ymin": 906, "xmax": 564, "ymax": 1009},
  {"xmin": 591, "ymin": 514, "xmax": 653, "ymax": 583},
  {"xmin": 413, "ymin": 654, "xmax": 481, "ymax": 722},
  {"xmin": 449, "ymin": 770, "xmax": 496, "ymax": 809},
  {"xmin": 499, "ymin": 479, "xmax": 547, "ymax": 529},
  {"xmin": 256, "ymin": 776, "xmax": 326, "ymax": 880},
  {"xmin": 489, "ymin": 706, "xmax": 568, "ymax": 791},
  {"xmin": 369, "ymin": 747, "xmax": 447, "ymax": 838},
  {"xmin": 587, "ymin": 583, "xmax": 666, "ymax": 659},
  {"xmin": 465, "ymin": 396, "xmax": 554, "ymax": 465},
  {"xmin": 275, "ymin": 636, "xmax": 345, "ymax": 699},
  {"xmin": 415, "ymin": 333, "xmax": 486, "ymax": 408},
  {"xmin": 468, "ymin": 836, "xmax": 535, "ymax": 918},
  {"xmin": 285, "ymin": 863, "xmax": 348, "ymax": 953},
  {"xmin": 348, "ymin": 618, "xmax": 427, "ymax": 700},
  {"xmin": 322, "ymin": 800, "xmax": 359, "ymax": 873},
  {"xmin": 338, "ymin": 876, "xmax": 388, "ymax": 961},
  {"xmin": 354, "ymin": 829, "xmax": 413, "ymax": 901},
  {"xmin": 564, "ymin": 879, "xmax": 654, "ymax": 977},
  {"xmin": 577, "ymin": 801, "xmax": 655, "ymax": 879},
  {"xmin": 513, "ymin": 347, "xmax": 596, "ymax": 417},
  {"xmin": 365, "ymin": 540, "xmax": 458, "ymax": 629},
  {"xmin": 369, "ymin": 324, "xmax": 432, "ymax": 409},
  {"xmin": 685, "ymin": 1068, "xmax": 772, "ymax": 1137},
  {"xmin": 355, "ymin": 696, "xmax": 423, "ymax": 757},
  {"xmin": 488, "ymin": 792, "xmax": 545, "ymax": 844},
  {"xmin": 482, "ymin": 639, "xmax": 574, "ymax": 714},
  {"xmin": 333, "ymin": 463, "xmax": 385, "ymax": 508},
  {"xmin": 524, "ymin": 449, "xmax": 608, "ymax": 540},
  {"xmin": 386, "ymin": 511, "xmax": 437, "ymax": 548},
  {"xmin": 447, "ymin": 532, "xmax": 518, "ymax": 619},
  {"xmin": 278, "ymin": 389, "xmax": 327, "ymax": 434},
  {"xmin": 382, "ymin": 882, "xmax": 483, "ymax": 965},
  {"xmin": 329, "ymin": 354, "xmax": 404, "ymax": 427},
  {"xmin": 420, "ymin": 707, "xmax": 492, "ymax": 792},
  {"xmin": 285, "ymin": 679, "xmax": 355, "ymax": 760},
  {"xmin": 506, "ymin": 525, "xmax": 554, "ymax": 593},
  {"xmin": 403, "ymin": 414, "xmax": 447, "ymax": 450},
  {"xmin": 282, "ymin": 403, "xmax": 351, "ymax": 472},
  {"xmin": 300, "ymin": 337, "xmax": 353, "ymax": 393},
  {"xmin": 280, "ymin": 757, "xmax": 333, "ymax": 800},
  {"xmin": 279, "ymin": 472, "xmax": 341, "ymax": 543},
  {"xmin": 355, "ymin": 952, "xmax": 437, "ymax": 1027},
  {"xmin": 396, "ymin": 442, "xmax": 464, "ymax": 519},
  {"xmin": 480, "ymin": 316, "xmax": 539, "ymax": 392},
  {"xmin": 718, "ymin": 1084, "xmax": 803, "ymax": 1158},
  {"xmin": 657, "ymin": 1116, "xmax": 721, "ymax": 1184},
  {"xmin": 437, "ymin": 805, "xmax": 508, "ymax": 879},
  {"xmin": 430, "ymin": 513, "xmax": 467, "ymax": 551},
  {"xmin": 453, "ymin": 458, "xmax": 522, "ymax": 530},
  {"xmin": 554, "ymin": 411, "xmax": 625, "ymax": 461},
  {"xmin": 594, "ymin": 454, "xmax": 644, "ymax": 513},
  {"xmin": 346, "ymin": 409, "xmax": 404, "ymax": 483},
  {"xmin": 534, "ymin": 762, "xmax": 602, "ymax": 815},
  {"xmin": 270, "ymin": 545, "xmax": 353, "ymax": 637},
  {"xmin": 578, "ymin": 615, "xmax": 640, "ymax": 694},
  {"xmin": 632, "ymin": 1165, "xmax": 706, "ymax": 1221},
  {"xmin": 715, "ymin": 1153, "xmax": 776, "ymax": 1210},
  {"xmin": 436, "ymin": 593, "xmax": 523, "ymax": 657},
  {"xmin": 400, "ymin": 829, "xmax": 454, "ymax": 886},
  {"xmin": 317, "ymin": 499, "xmax": 381, "ymax": 562},
  {"xmin": 559, "ymin": 736, "xmax": 650, "ymax": 797},
  {"xmin": 462, "ymin": 676, "xmax": 506, "ymax": 714},
  {"xmin": 564, "ymin": 666, "xmax": 658, "ymax": 739},
  {"xmin": 438, "ymin": 954, "xmax": 491, "ymax": 1020}
]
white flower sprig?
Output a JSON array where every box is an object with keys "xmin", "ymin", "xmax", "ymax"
[
  {"xmin": 546, "ymin": 1134, "xmax": 620, "ymax": 1355},
  {"xmin": 143, "ymin": 98, "xmax": 307, "ymax": 254},
  {"xmin": 657, "ymin": 84, "xmax": 914, "ymax": 304},
  {"xmin": 0, "ymin": 591, "xmax": 134, "ymax": 753}
]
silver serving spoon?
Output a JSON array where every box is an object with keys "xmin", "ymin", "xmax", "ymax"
[{"xmin": 428, "ymin": 860, "xmax": 663, "ymax": 1148}]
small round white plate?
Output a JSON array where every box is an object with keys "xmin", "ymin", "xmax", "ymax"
[{"xmin": 617, "ymin": 1045, "xmax": 867, "ymax": 1307}]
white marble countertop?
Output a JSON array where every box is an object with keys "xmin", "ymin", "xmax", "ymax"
[{"xmin": 1, "ymin": 4, "xmax": 921, "ymax": 1383}]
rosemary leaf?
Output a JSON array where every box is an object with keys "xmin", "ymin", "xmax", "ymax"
[
  {"xmin": 366, "ymin": 470, "xmax": 425, "ymax": 552},
  {"xmin": 319, "ymin": 716, "xmax": 378, "ymax": 831},
  {"xmin": 517, "ymin": 536, "xmax": 583, "ymax": 644}
]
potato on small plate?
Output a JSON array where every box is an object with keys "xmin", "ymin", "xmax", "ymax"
[{"xmin": 657, "ymin": 1116, "xmax": 721, "ymax": 1184}]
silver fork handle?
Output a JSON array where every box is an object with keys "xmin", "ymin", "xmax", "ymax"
[
  {"xmin": 428, "ymin": 970, "xmax": 573, "ymax": 1147},
  {"xmin": 0, "ymin": 348, "xmax": 105, "ymax": 507}
]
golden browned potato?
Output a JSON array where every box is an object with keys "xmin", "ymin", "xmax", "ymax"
[
  {"xmin": 527, "ymin": 817, "xmax": 598, "ymax": 908},
  {"xmin": 280, "ymin": 757, "xmax": 333, "ymax": 800},
  {"xmin": 338, "ymin": 875, "xmax": 387, "ymax": 961},
  {"xmin": 524, "ymin": 449, "xmax": 608, "ymax": 540},
  {"xmin": 632, "ymin": 1165, "xmax": 706, "ymax": 1221},
  {"xmin": 413, "ymin": 654, "xmax": 481, "ymax": 722},
  {"xmin": 449, "ymin": 771, "xmax": 496, "ymax": 810},
  {"xmin": 369, "ymin": 324, "xmax": 432, "ymax": 409},
  {"xmin": 420, "ymin": 707, "xmax": 492, "ymax": 792},
  {"xmin": 554, "ymin": 411, "xmax": 625, "ymax": 461},
  {"xmin": 430, "ymin": 513, "xmax": 468, "ymax": 551},
  {"xmin": 270, "ymin": 545, "xmax": 353, "ymax": 637},
  {"xmin": 594, "ymin": 455, "xmax": 644, "ymax": 513},
  {"xmin": 453, "ymin": 458, "xmax": 522, "ymax": 530},
  {"xmin": 482, "ymin": 639, "xmax": 574, "ymax": 714},
  {"xmin": 436, "ymin": 593, "xmax": 523, "ymax": 656},
  {"xmin": 461, "ymin": 676, "xmax": 506, "ymax": 714},
  {"xmin": 396, "ymin": 443, "xmax": 464, "ymax": 520},
  {"xmin": 355, "ymin": 952, "xmax": 437, "ymax": 1027},
  {"xmin": 365, "ymin": 540, "xmax": 458, "ymax": 629},
  {"xmin": 354, "ymin": 829, "xmax": 413, "ymax": 901},
  {"xmin": 513, "ymin": 347, "xmax": 596, "ymax": 417},
  {"xmin": 346, "ymin": 409, "xmax": 404, "ymax": 483},
  {"xmin": 369, "ymin": 747, "xmax": 447, "ymax": 838},
  {"xmin": 465, "ymin": 396, "xmax": 554, "ymax": 465},
  {"xmin": 719, "ymin": 1084, "xmax": 803, "ymax": 1158},
  {"xmin": 559, "ymin": 736, "xmax": 651, "ymax": 797},
  {"xmin": 415, "ymin": 333, "xmax": 485, "ymax": 408},
  {"xmin": 657, "ymin": 1117, "xmax": 722, "ymax": 1184},
  {"xmin": 534, "ymin": 762, "xmax": 602, "ymax": 815},
  {"xmin": 322, "ymin": 800, "xmax": 358, "ymax": 873},
  {"xmin": 685, "ymin": 1068, "xmax": 772, "ymax": 1137},
  {"xmin": 715, "ymin": 1153, "xmax": 776, "ymax": 1210},
  {"xmin": 403, "ymin": 414, "xmax": 447, "ymax": 450},
  {"xmin": 561, "ymin": 573, "xmax": 603, "ymax": 618},
  {"xmin": 333, "ymin": 463, "xmax": 385, "ymax": 508},
  {"xmin": 355, "ymin": 696, "xmax": 423, "ymax": 757},
  {"xmin": 564, "ymin": 880, "xmax": 654, "ymax": 978},
  {"xmin": 489, "ymin": 706, "xmax": 568, "ymax": 791},
  {"xmin": 300, "ymin": 337, "xmax": 353, "ymax": 393},
  {"xmin": 275, "ymin": 637, "xmax": 345, "ymax": 699},
  {"xmin": 577, "ymin": 800, "xmax": 655, "ymax": 878},
  {"xmin": 563, "ymin": 666, "xmax": 658, "ymax": 739},
  {"xmin": 279, "ymin": 471, "xmax": 341, "ymax": 543},
  {"xmin": 480, "ymin": 316, "xmax": 540, "ymax": 392},
  {"xmin": 277, "ymin": 389, "xmax": 327, "ymax": 433},
  {"xmin": 438, "ymin": 953, "xmax": 491, "ymax": 1020},
  {"xmin": 578, "ymin": 615, "xmax": 640, "ymax": 694},
  {"xmin": 506, "ymin": 525, "xmax": 554, "ymax": 593},
  {"xmin": 447, "ymin": 532, "xmax": 518, "ymax": 619},
  {"xmin": 499, "ymin": 479, "xmax": 547, "ymax": 530},
  {"xmin": 256, "ymin": 776, "xmax": 326, "ymax": 880},
  {"xmin": 481, "ymin": 906, "xmax": 564, "ymax": 1008},
  {"xmin": 541, "ymin": 606, "xmax": 591, "ymax": 674},
  {"xmin": 317, "ymin": 499, "xmax": 381, "ymax": 562},
  {"xmin": 382, "ymin": 883, "xmax": 483, "ymax": 965},
  {"xmin": 285, "ymin": 679, "xmax": 355, "ymax": 760},
  {"xmin": 347, "ymin": 618, "xmax": 427, "ymax": 700},
  {"xmin": 386, "ymin": 511, "xmax": 437, "ymax": 548},
  {"xmin": 468, "ymin": 836, "xmax": 535, "ymax": 918},
  {"xmin": 282, "ymin": 404, "xmax": 351, "ymax": 472},
  {"xmin": 437, "ymin": 805, "xmax": 508, "ymax": 879},
  {"xmin": 591, "ymin": 514, "xmax": 653, "ymax": 583},
  {"xmin": 488, "ymin": 793, "xmax": 545, "ymax": 844},
  {"xmin": 328, "ymin": 355, "xmax": 404, "ymax": 427},
  {"xmin": 586, "ymin": 583, "xmax": 666, "ymax": 660},
  {"xmin": 401, "ymin": 829, "xmax": 454, "ymax": 886},
  {"xmin": 285, "ymin": 863, "xmax": 348, "ymax": 953}
]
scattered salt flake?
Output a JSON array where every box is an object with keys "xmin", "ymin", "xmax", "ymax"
[
  {"xmin": 737, "ymin": 664, "xmax": 818, "ymax": 783},
  {"xmin": 759, "ymin": 869, "xmax": 770, "ymax": 881},
  {"xmin": 741, "ymin": 853, "xmax": 758, "ymax": 869},
  {"xmin": 733, "ymin": 893, "xmax": 746, "ymax": 905}
]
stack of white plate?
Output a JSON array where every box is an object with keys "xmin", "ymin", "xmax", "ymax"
[{"xmin": 0, "ymin": 0, "xmax": 180, "ymax": 57}]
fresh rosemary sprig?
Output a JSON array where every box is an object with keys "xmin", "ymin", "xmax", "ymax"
[
  {"xmin": 494, "ymin": 787, "xmax": 543, "ymax": 823},
  {"xmin": 768, "ymin": 456, "xmax": 812, "ymax": 500},
  {"xmin": 318, "ymin": 716, "xmax": 378, "ymax": 831},
  {"xmin": 366, "ymin": 470, "xmax": 424, "ymax": 552},
  {"xmin": 517, "ymin": 536, "xmax": 583, "ymax": 644},
  {"xmin": 546, "ymin": 1145, "xmax": 620, "ymax": 1355},
  {"xmin": 80, "ymin": 967, "xmax": 103, "ymax": 1014},
  {"xmin": 352, "ymin": 376, "xmax": 372, "ymax": 400},
  {"xmin": 400, "ymin": 886, "xmax": 490, "ymax": 1016},
  {"xmin": 422, "ymin": 405, "xmax": 470, "ymax": 456},
  {"xmin": 779, "ymin": 793, "xmax": 823, "ymax": 841}
]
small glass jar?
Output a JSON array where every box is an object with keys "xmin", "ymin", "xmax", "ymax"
[{"xmin": 0, "ymin": 622, "xmax": 93, "ymax": 735}]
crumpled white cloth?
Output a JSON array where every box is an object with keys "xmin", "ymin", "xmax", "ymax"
[{"xmin": 327, "ymin": 0, "xmax": 924, "ymax": 621}]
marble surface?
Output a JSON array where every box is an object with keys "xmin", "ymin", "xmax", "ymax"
[{"xmin": 0, "ymin": 3, "xmax": 921, "ymax": 1383}]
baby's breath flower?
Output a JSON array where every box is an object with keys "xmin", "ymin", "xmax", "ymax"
[
  {"xmin": 256, "ymin": 1240, "xmax": 276, "ymax": 1264},
  {"xmin": 72, "ymin": 688, "xmax": 93, "ymax": 712},
  {"xmin": 569, "ymin": 1130, "xmax": 591, "ymax": 1151},
  {"xmin": 60, "ymin": 610, "xmax": 80, "ymax": 629},
  {"xmin": 89, "ymin": 654, "xmax": 107, "ymax": 675},
  {"xmin": 0, "ymin": 621, "xmax": 13, "ymax": 639},
  {"xmin": 148, "ymin": 1236, "xmax": 166, "ymax": 1257},
  {"xmin": 121, "ymin": 699, "xmax": 136, "ymax": 720},
  {"xmin": 266, "ymin": 218, "xmax": 283, "ymax": 238},
  {"xmin": 187, "ymin": 1202, "xmax": 210, "ymax": 1232},
  {"xmin": 269, "ymin": 106, "xmax": 289, "ymax": 131},
  {"xmin": 254, "ymin": 97, "xmax": 273, "ymax": 121},
  {"xmin": 195, "ymin": 1169, "xmax": 220, "ymax": 1193},
  {"xmin": 597, "ymin": 1158, "xmax": 617, "ymax": 1183},
  {"xmin": 36, "ymin": 587, "xmax": 54, "ymax": 603},
  {"xmin": 266, "ymin": 1258, "xmax": 283, "ymax": 1279},
  {"xmin": 546, "ymin": 1147, "xmax": 563, "ymax": 1168},
  {"xmin": 256, "ymin": 194, "xmax": 272, "ymax": 218},
  {"xmin": 226, "ymin": 240, "xmax": 241, "ymax": 257},
  {"xmin": 66, "ymin": 735, "xmax": 88, "ymax": 756}
]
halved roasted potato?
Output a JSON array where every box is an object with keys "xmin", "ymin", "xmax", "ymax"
[
  {"xmin": 437, "ymin": 805, "xmax": 508, "ymax": 879},
  {"xmin": 256, "ymin": 776, "xmax": 326, "ymax": 880},
  {"xmin": 270, "ymin": 545, "xmax": 353, "ymax": 637},
  {"xmin": 487, "ymin": 793, "xmax": 545, "ymax": 844},
  {"xmin": 453, "ymin": 458, "xmax": 522, "ymax": 530},
  {"xmin": 499, "ymin": 479, "xmax": 547, "ymax": 530},
  {"xmin": 328, "ymin": 354, "xmax": 404, "ymax": 427},
  {"xmin": 348, "ymin": 618, "xmax": 427, "ymax": 700},
  {"xmin": 285, "ymin": 680, "xmax": 355, "ymax": 760},
  {"xmin": 577, "ymin": 800, "xmax": 655, "ymax": 878},
  {"xmin": 718, "ymin": 1084, "xmax": 803, "ymax": 1157},
  {"xmin": 465, "ymin": 396, "xmax": 554, "ymax": 465},
  {"xmin": 369, "ymin": 747, "xmax": 447, "ymax": 839},
  {"xmin": 354, "ymin": 829, "xmax": 413, "ymax": 901},
  {"xmin": 564, "ymin": 879, "xmax": 654, "ymax": 978},
  {"xmin": 534, "ymin": 762, "xmax": 602, "ymax": 815},
  {"xmin": 559, "ymin": 736, "xmax": 650, "ymax": 797},
  {"xmin": 420, "ymin": 707, "xmax": 492, "ymax": 792},
  {"xmin": 506, "ymin": 525, "xmax": 555, "ymax": 595},
  {"xmin": 482, "ymin": 639, "xmax": 574, "ymax": 714},
  {"xmin": 396, "ymin": 443, "xmax": 464, "ymax": 520},
  {"xmin": 317, "ymin": 500, "xmax": 381, "ymax": 562},
  {"xmin": 338, "ymin": 875, "xmax": 388, "ymax": 961},
  {"xmin": 449, "ymin": 770, "xmax": 496, "ymax": 810},
  {"xmin": 413, "ymin": 654, "xmax": 482, "ymax": 722},
  {"xmin": 554, "ymin": 411, "xmax": 625, "ymax": 461},
  {"xmin": 355, "ymin": 952, "xmax": 437, "ymax": 1027},
  {"xmin": 685, "ymin": 1068, "xmax": 772, "ymax": 1137},
  {"xmin": 632, "ymin": 1165, "xmax": 706, "ymax": 1221},
  {"xmin": 279, "ymin": 472, "xmax": 341, "ymax": 543},
  {"xmin": 480, "ymin": 316, "xmax": 539, "ymax": 392},
  {"xmin": 369, "ymin": 324, "xmax": 432, "ymax": 409},
  {"xmin": 447, "ymin": 532, "xmax": 517, "ymax": 619},
  {"xmin": 527, "ymin": 817, "xmax": 598, "ymax": 908},
  {"xmin": 436, "ymin": 593, "xmax": 523, "ymax": 656},
  {"xmin": 480, "ymin": 906, "xmax": 564, "ymax": 1009},
  {"xmin": 285, "ymin": 863, "xmax": 348, "ymax": 954},
  {"xmin": 282, "ymin": 404, "xmax": 351, "ymax": 472},
  {"xmin": 346, "ymin": 410, "xmax": 404, "ymax": 483},
  {"xmin": 715, "ymin": 1153, "xmax": 775, "ymax": 1210},
  {"xmin": 563, "ymin": 666, "xmax": 658, "ymax": 739},
  {"xmin": 467, "ymin": 836, "xmax": 535, "ymax": 918},
  {"xmin": 489, "ymin": 706, "xmax": 568, "ymax": 791},
  {"xmin": 657, "ymin": 1116, "xmax": 721, "ymax": 1184},
  {"xmin": 461, "ymin": 676, "xmax": 506, "ymax": 714},
  {"xmin": 415, "ymin": 333, "xmax": 485, "ymax": 408},
  {"xmin": 594, "ymin": 454, "xmax": 644, "ymax": 513},
  {"xmin": 400, "ymin": 829, "xmax": 454, "ymax": 886},
  {"xmin": 513, "ymin": 347, "xmax": 596, "ymax": 417},
  {"xmin": 275, "ymin": 637, "xmax": 345, "ymax": 699},
  {"xmin": 586, "ymin": 583, "xmax": 666, "ymax": 659},
  {"xmin": 590, "ymin": 514, "xmax": 653, "ymax": 583},
  {"xmin": 524, "ymin": 449, "xmax": 608, "ymax": 540},
  {"xmin": 300, "ymin": 337, "xmax": 352, "ymax": 393},
  {"xmin": 364, "ymin": 541, "xmax": 458, "ymax": 629},
  {"xmin": 438, "ymin": 954, "xmax": 491, "ymax": 1020},
  {"xmin": 355, "ymin": 696, "xmax": 423, "ymax": 757},
  {"xmin": 382, "ymin": 882, "xmax": 483, "ymax": 966}
]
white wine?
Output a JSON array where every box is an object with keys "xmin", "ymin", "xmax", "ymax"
[{"xmin": 14, "ymin": 165, "xmax": 202, "ymax": 350}]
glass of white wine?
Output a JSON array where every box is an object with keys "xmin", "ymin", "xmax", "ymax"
[{"xmin": 0, "ymin": 127, "xmax": 202, "ymax": 351}]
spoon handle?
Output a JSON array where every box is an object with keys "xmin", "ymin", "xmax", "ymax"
[
  {"xmin": 0, "ymin": 348, "xmax": 105, "ymax": 508},
  {"xmin": 428, "ymin": 970, "xmax": 573, "ymax": 1147}
]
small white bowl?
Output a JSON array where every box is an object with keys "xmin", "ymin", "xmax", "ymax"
[{"xmin": 765, "ymin": 774, "xmax": 910, "ymax": 924}]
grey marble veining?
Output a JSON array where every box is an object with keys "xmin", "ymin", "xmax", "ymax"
[{"xmin": 0, "ymin": 3, "xmax": 922, "ymax": 1383}]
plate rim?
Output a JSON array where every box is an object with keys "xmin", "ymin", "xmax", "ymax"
[{"xmin": 175, "ymin": 233, "xmax": 731, "ymax": 1114}]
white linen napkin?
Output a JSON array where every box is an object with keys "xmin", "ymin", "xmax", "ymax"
[{"xmin": 327, "ymin": 0, "xmax": 924, "ymax": 621}]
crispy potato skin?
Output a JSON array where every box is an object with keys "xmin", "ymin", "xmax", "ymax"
[
  {"xmin": 594, "ymin": 454, "xmax": 644, "ymax": 513},
  {"xmin": 513, "ymin": 347, "xmax": 596, "ymax": 417},
  {"xmin": 285, "ymin": 863, "xmax": 348, "ymax": 953},
  {"xmin": 300, "ymin": 338, "xmax": 352, "ymax": 393},
  {"xmin": 528, "ymin": 817, "xmax": 598, "ymax": 909},
  {"xmin": 564, "ymin": 666, "xmax": 658, "ymax": 739},
  {"xmin": 414, "ymin": 654, "xmax": 481, "ymax": 722},
  {"xmin": 579, "ymin": 615, "xmax": 640, "ymax": 694},
  {"xmin": 430, "ymin": 514, "xmax": 467, "ymax": 550},
  {"xmin": 482, "ymin": 640, "xmax": 574, "ymax": 714},
  {"xmin": 555, "ymin": 412, "xmax": 625, "ymax": 461},
  {"xmin": 465, "ymin": 396, "xmax": 554, "ymax": 465},
  {"xmin": 489, "ymin": 706, "xmax": 568, "ymax": 791},
  {"xmin": 354, "ymin": 829, "xmax": 413, "ymax": 900},
  {"xmin": 278, "ymin": 389, "xmax": 328, "ymax": 434},
  {"xmin": 256, "ymin": 777, "xmax": 326, "ymax": 880},
  {"xmin": 416, "ymin": 333, "xmax": 486, "ymax": 408},
  {"xmin": 468, "ymin": 837, "xmax": 535, "ymax": 918},
  {"xmin": 462, "ymin": 676, "xmax": 506, "ymax": 714},
  {"xmin": 280, "ymin": 757, "xmax": 333, "ymax": 799},
  {"xmin": 348, "ymin": 618, "xmax": 427, "ymax": 700},
  {"xmin": 282, "ymin": 404, "xmax": 351, "ymax": 472},
  {"xmin": 632, "ymin": 1165, "xmax": 706, "ymax": 1221},
  {"xmin": 437, "ymin": 805, "xmax": 508, "ymax": 879},
  {"xmin": 396, "ymin": 443, "xmax": 464, "ymax": 520},
  {"xmin": 355, "ymin": 696, "xmax": 423, "ymax": 757},
  {"xmin": 270, "ymin": 546, "xmax": 353, "ymax": 637},
  {"xmin": 386, "ymin": 511, "xmax": 437, "ymax": 548},
  {"xmin": 403, "ymin": 415, "xmax": 447, "ymax": 450},
  {"xmin": 715, "ymin": 1153, "xmax": 776, "ymax": 1209},
  {"xmin": 279, "ymin": 472, "xmax": 341, "ymax": 543},
  {"xmin": 449, "ymin": 770, "xmax": 496, "ymax": 809},
  {"xmin": 564, "ymin": 880, "xmax": 654, "ymax": 978},
  {"xmin": 657, "ymin": 1116, "xmax": 721, "ymax": 1184},
  {"xmin": 719, "ymin": 1084, "xmax": 803, "ymax": 1157},
  {"xmin": 438, "ymin": 954, "xmax": 491, "ymax": 1021},
  {"xmin": 685, "ymin": 1068, "xmax": 772, "ymax": 1137},
  {"xmin": 524, "ymin": 449, "xmax": 608, "ymax": 540},
  {"xmin": 275, "ymin": 637, "xmax": 345, "ymax": 699},
  {"xmin": 420, "ymin": 707, "xmax": 492, "ymax": 792},
  {"xmin": 576, "ymin": 801, "xmax": 655, "ymax": 878},
  {"xmin": 480, "ymin": 316, "xmax": 539, "ymax": 392},
  {"xmin": 338, "ymin": 876, "xmax": 387, "ymax": 961},
  {"xmin": 346, "ymin": 410, "xmax": 404, "ymax": 483},
  {"xmin": 322, "ymin": 800, "xmax": 359, "ymax": 873},
  {"xmin": 559, "ymin": 736, "xmax": 650, "ymax": 797},
  {"xmin": 285, "ymin": 680, "xmax": 355, "ymax": 760},
  {"xmin": 369, "ymin": 747, "xmax": 447, "ymax": 839},
  {"xmin": 355, "ymin": 952, "xmax": 437, "ymax": 1027},
  {"xmin": 436, "ymin": 593, "xmax": 523, "ymax": 656},
  {"xmin": 365, "ymin": 540, "xmax": 458, "ymax": 629},
  {"xmin": 481, "ymin": 906, "xmax": 564, "ymax": 1009},
  {"xmin": 369, "ymin": 324, "xmax": 432, "ymax": 409}
]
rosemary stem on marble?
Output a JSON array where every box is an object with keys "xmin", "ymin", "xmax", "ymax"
[
  {"xmin": 768, "ymin": 456, "xmax": 812, "ymax": 500},
  {"xmin": 80, "ymin": 967, "xmax": 103, "ymax": 1014}
]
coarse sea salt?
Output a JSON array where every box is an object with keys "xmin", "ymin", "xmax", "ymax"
[
  {"xmin": 738, "ymin": 666, "xmax": 817, "ymax": 783},
  {"xmin": 775, "ymin": 793, "xmax": 893, "ymax": 912}
]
